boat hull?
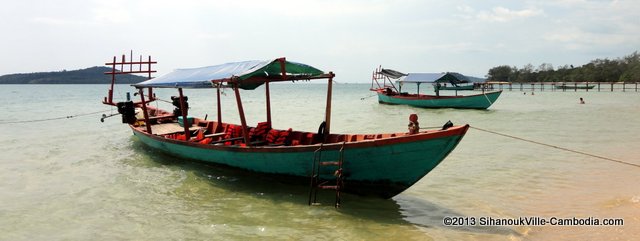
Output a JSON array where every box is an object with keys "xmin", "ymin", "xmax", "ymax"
[
  {"xmin": 377, "ymin": 91, "xmax": 502, "ymax": 109},
  {"xmin": 439, "ymin": 85, "xmax": 474, "ymax": 91},
  {"xmin": 131, "ymin": 125, "xmax": 469, "ymax": 198}
]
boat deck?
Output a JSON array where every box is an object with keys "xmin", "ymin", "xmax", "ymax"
[{"xmin": 150, "ymin": 123, "xmax": 200, "ymax": 135}]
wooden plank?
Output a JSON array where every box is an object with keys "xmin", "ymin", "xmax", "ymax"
[{"xmin": 150, "ymin": 123, "xmax": 199, "ymax": 135}]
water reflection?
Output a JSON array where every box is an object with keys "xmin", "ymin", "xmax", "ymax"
[{"xmin": 131, "ymin": 139, "xmax": 520, "ymax": 238}]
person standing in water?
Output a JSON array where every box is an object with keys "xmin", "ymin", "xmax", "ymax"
[{"xmin": 580, "ymin": 97, "xmax": 585, "ymax": 104}]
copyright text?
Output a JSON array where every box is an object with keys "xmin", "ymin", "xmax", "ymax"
[{"xmin": 442, "ymin": 216, "xmax": 624, "ymax": 227}]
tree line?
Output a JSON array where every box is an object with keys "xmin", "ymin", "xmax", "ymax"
[{"xmin": 486, "ymin": 51, "xmax": 640, "ymax": 82}]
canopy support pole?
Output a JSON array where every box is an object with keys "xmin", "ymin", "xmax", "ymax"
[
  {"xmin": 178, "ymin": 88, "xmax": 190, "ymax": 139},
  {"xmin": 233, "ymin": 83, "xmax": 251, "ymax": 146},
  {"xmin": 137, "ymin": 88, "xmax": 152, "ymax": 134},
  {"xmin": 265, "ymin": 80, "xmax": 272, "ymax": 128},
  {"xmin": 216, "ymin": 84, "xmax": 222, "ymax": 124},
  {"xmin": 106, "ymin": 56, "xmax": 116, "ymax": 105},
  {"xmin": 147, "ymin": 87, "xmax": 154, "ymax": 102},
  {"xmin": 324, "ymin": 72, "xmax": 335, "ymax": 141}
]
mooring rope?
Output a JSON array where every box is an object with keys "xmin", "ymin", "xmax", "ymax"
[
  {"xmin": 360, "ymin": 93, "xmax": 377, "ymax": 100},
  {"xmin": 470, "ymin": 126, "xmax": 640, "ymax": 169},
  {"xmin": 0, "ymin": 109, "xmax": 113, "ymax": 124},
  {"xmin": 482, "ymin": 92, "xmax": 493, "ymax": 105}
]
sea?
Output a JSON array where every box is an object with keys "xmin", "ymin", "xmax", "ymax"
[{"xmin": 1, "ymin": 83, "xmax": 639, "ymax": 240}]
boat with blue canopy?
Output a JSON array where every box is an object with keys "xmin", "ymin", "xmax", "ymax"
[
  {"xmin": 101, "ymin": 55, "xmax": 470, "ymax": 204},
  {"xmin": 370, "ymin": 66, "xmax": 502, "ymax": 109}
]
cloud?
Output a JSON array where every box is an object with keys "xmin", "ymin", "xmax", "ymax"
[
  {"xmin": 91, "ymin": 0, "xmax": 132, "ymax": 24},
  {"xmin": 31, "ymin": 17, "xmax": 86, "ymax": 26},
  {"xmin": 477, "ymin": 6, "xmax": 544, "ymax": 22}
]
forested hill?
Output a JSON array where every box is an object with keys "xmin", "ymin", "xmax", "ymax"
[
  {"xmin": 486, "ymin": 51, "xmax": 640, "ymax": 82},
  {"xmin": 0, "ymin": 66, "xmax": 148, "ymax": 84}
]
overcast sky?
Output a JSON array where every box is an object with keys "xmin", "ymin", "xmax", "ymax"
[{"xmin": 1, "ymin": 0, "xmax": 638, "ymax": 82}]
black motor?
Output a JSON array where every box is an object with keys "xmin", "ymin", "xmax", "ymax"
[
  {"xmin": 171, "ymin": 96, "xmax": 189, "ymax": 117},
  {"xmin": 442, "ymin": 120, "xmax": 453, "ymax": 130},
  {"xmin": 116, "ymin": 101, "xmax": 136, "ymax": 124}
]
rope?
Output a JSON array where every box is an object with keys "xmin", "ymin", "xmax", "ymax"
[
  {"xmin": 470, "ymin": 126, "xmax": 640, "ymax": 169},
  {"xmin": 482, "ymin": 92, "xmax": 493, "ymax": 105},
  {"xmin": 360, "ymin": 93, "xmax": 376, "ymax": 100},
  {"xmin": 143, "ymin": 95, "xmax": 172, "ymax": 104},
  {"xmin": 0, "ymin": 109, "xmax": 113, "ymax": 124}
]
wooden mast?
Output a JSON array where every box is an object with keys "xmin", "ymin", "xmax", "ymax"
[
  {"xmin": 137, "ymin": 88, "xmax": 152, "ymax": 134},
  {"xmin": 146, "ymin": 56, "xmax": 154, "ymax": 102},
  {"xmin": 265, "ymin": 80, "xmax": 272, "ymax": 128},
  {"xmin": 324, "ymin": 72, "xmax": 335, "ymax": 141},
  {"xmin": 216, "ymin": 84, "xmax": 222, "ymax": 125},
  {"xmin": 103, "ymin": 53, "xmax": 157, "ymax": 106},
  {"xmin": 233, "ymin": 83, "xmax": 251, "ymax": 146},
  {"xmin": 178, "ymin": 88, "xmax": 190, "ymax": 139}
]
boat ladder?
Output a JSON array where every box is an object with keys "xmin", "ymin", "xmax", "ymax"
[{"xmin": 308, "ymin": 142, "xmax": 346, "ymax": 208}]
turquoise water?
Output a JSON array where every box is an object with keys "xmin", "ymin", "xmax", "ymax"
[{"xmin": 1, "ymin": 84, "xmax": 639, "ymax": 240}]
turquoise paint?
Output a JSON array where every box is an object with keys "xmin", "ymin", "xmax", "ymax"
[
  {"xmin": 133, "ymin": 131, "xmax": 465, "ymax": 189},
  {"xmin": 378, "ymin": 91, "xmax": 502, "ymax": 109}
]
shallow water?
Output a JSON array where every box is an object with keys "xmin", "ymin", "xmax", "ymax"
[{"xmin": 1, "ymin": 84, "xmax": 638, "ymax": 240}]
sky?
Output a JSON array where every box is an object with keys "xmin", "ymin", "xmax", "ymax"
[{"xmin": 0, "ymin": 0, "xmax": 638, "ymax": 82}]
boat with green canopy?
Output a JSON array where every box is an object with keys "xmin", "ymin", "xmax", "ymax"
[
  {"xmin": 370, "ymin": 67, "xmax": 502, "ymax": 109},
  {"xmin": 101, "ymin": 55, "xmax": 470, "ymax": 203}
]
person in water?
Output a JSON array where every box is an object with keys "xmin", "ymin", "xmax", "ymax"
[
  {"xmin": 408, "ymin": 114, "xmax": 420, "ymax": 134},
  {"xmin": 580, "ymin": 97, "xmax": 585, "ymax": 104}
]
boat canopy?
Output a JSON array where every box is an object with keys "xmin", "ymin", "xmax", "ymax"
[
  {"xmin": 133, "ymin": 58, "xmax": 326, "ymax": 90},
  {"xmin": 377, "ymin": 68, "xmax": 407, "ymax": 79},
  {"xmin": 401, "ymin": 72, "xmax": 467, "ymax": 84}
]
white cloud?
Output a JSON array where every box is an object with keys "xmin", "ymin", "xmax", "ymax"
[
  {"xmin": 1, "ymin": 0, "xmax": 639, "ymax": 80},
  {"xmin": 477, "ymin": 6, "xmax": 544, "ymax": 22},
  {"xmin": 91, "ymin": 0, "xmax": 132, "ymax": 24},
  {"xmin": 31, "ymin": 17, "xmax": 86, "ymax": 26}
]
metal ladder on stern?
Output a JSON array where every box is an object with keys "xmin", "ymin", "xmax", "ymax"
[{"xmin": 308, "ymin": 142, "xmax": 346, "ymax": 208}]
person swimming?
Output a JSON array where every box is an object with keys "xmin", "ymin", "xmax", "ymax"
[{"xmin": 580, "ymin": 97, "xmax": 585, "ymax": 104}]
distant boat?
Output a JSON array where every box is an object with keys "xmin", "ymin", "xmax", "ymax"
[
  {"xmin": 370, "ymin": 67, "xmax": 502, "ymax": 109},
  {"xmin": 101, "ymin": 56, "xmax": 470, "ymax": 202},
  {"xmin": 439, "ymin": 84, "xmax": 475, "ymax": 91},
  {"xmin": 376, "ymin": 91, "xmax": 502, "ymax": 109},
  {"xmin": 555, "ymin": 84, "xmax": 595, "ymax": 90}
]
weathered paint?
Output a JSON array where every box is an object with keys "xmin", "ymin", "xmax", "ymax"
[
  {"xmin": 378, "ymin": 91, "xmax": 502, "ymax": 109},
  {"xmin": 131, "ymin": 125, "xmax": 469, "ymax": 198}
]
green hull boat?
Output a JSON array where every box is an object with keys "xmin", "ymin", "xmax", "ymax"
[
  {"xmin": 131, "ymin": 123, "xmax": 468, "ymax": 198},
  {"xmin": 370, "ymin": 67, "xmax": 500, "ymax": 109},
  {"xmin": 102, "ymin": 56, "xmax": 470, "ymax": 201},
  {"xmin": 376, "ymin": 90, "xmax": 502, "ymax": 109}
]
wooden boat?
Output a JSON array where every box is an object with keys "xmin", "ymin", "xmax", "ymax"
[
  {"xmin": 102, "ymin": 55, "xmax": 470, "ymax": 201},
  {"xmin": 370, "ymin": 67, "xmax": 501, "ymax": 109},
  {"xmin": 439, "ymin": 84, "xmax": 475, "ymax": 91},
  {"xmin": 376, "ymin": 90, "xmax": 502, "ymax": 109},
  {"xmin": 555, "ymin": 84, "xmax": 595, "ymax": 90}
]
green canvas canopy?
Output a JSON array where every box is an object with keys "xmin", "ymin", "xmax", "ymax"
[{"xmin": 134, "ymin": 58, "xmax": 326, "ymax": 90}]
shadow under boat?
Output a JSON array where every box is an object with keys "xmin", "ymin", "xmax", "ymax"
[{"xmin": 129, "ymin": 139, "xmax": 521, "ymax": 238}]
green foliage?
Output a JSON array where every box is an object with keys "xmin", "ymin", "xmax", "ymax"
[
  {"xmin": 486, "ymin": 51, "xmax": 640, "ymax": 82},
  {"xmin": 0, "ymin": 66, "xmax": 148, "ymax": 84}
]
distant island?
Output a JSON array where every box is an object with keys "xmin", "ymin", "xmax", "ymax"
[{"xmin": 0, "ymin": 66, "xmax": 148, "ymax": 84}]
